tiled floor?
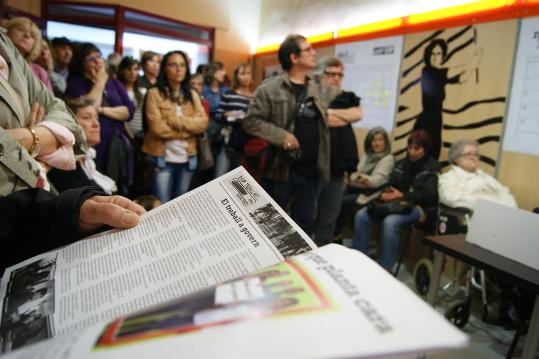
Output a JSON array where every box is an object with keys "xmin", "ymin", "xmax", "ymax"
[{"xmin": 341, "ymin": 238, "xmax": 536, "ymax": 358}]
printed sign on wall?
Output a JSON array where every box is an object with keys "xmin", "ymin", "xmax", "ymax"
[
  {"xmin": 336, "ymin": 36, "xmax": 404, "ymax": 132},
  {"xmin": 503, "ymin": 16, "xmax": 539, "ymax": 156}
]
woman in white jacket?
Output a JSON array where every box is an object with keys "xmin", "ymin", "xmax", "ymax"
[{"xmin": 439, "ymin": 139, "xmax": 516, "ymax": 211}]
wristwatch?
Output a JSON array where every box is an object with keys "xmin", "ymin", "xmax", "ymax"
[{"xmin": 28, "ymin": 127, "xmax": 41, "ymax": 158}]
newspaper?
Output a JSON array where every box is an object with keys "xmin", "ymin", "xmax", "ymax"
[
  {"xmin": 0, "ymin": 244, "xmax": 468, "ymax": 359},
  {"xmin": 0, "ymin": 167, "xmax": 315, "ymax": 353}
]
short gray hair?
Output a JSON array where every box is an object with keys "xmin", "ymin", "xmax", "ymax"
[
  {"xmin": 312, "ymin": 56, "xmax": 343, "ymax": 79},
  {"xmin": 448, "ymin": 139, "xmax": 479, "ymax": 164}
]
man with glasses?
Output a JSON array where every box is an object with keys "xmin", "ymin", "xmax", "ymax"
[
  {"xmin": 312, "ymin": 56, "xmax": 363, "ymax": 246},
  {"xmin": 243, "ymin": 34, "xmax": 330, "ymax": 237}
]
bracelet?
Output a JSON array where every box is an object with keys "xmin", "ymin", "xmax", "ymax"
[{"xmin": 27, "ymin": 127, "xmax": 40, "ymax": 157}]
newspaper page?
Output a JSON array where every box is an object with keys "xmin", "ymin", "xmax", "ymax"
[
  {"xmin": 1, "ymin": 244, "xmax": 468, "ymax": 359},
  {"xmin": 0, "ymin": 167, "xmax": 316, "ymax": 353}
]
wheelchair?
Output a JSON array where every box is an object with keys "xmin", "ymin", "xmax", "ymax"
[{"xmin": 412, "ymin": 204, "xmax": 481, "ymax": 328}]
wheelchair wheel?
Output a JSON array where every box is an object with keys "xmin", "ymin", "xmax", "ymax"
[
  {"xmin": 445, "ymin": 299, "xmax": 471, "ymax": 328},
  {"xmin": 413, "ymin": 258, "xmax": 433, "ymax": 297}
]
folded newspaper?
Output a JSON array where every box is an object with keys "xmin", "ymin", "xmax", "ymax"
[{"xmin": 0, "ymin": 167, "xmax": 467, "ymax": 358}]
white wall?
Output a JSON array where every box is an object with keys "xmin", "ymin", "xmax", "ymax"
[{"xmin": 258, "ymin": 0, "xmax": 475, "ymax": 46}]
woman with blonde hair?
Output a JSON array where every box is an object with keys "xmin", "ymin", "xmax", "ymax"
[{"xmin": 6, "ymin": 17, "xmax": 53, "ymax": 92}]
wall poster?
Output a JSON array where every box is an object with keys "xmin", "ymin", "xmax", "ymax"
[
  {"xmin": 503, "ymin": 16, "xmax": 539, "ymax": 156},
  {"xmin": 336, "ymin": 36, "xmax": 404, "ymax": 132},
  {"xmin": 394, "ymin": 20, "xmax": 518, "ymax": 171}
]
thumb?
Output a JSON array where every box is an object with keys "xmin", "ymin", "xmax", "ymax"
[
  {"xmin": 79, "ymin": 200, "xmax": 140, "ymax": 233},
  {"xmin": 94, "ymin": 202, "xmax": 140, "ymax": 228}
]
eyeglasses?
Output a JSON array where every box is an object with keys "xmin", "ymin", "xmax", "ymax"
[
  {"xmin": 167, "ymin": 62, "xmax": 187, "ymax": 69},
  {"xmin": 324, "ymin": 71, "xmax": 344, "ymax": 78},
  {"xmin": 84, "ymin": 55, "xmax": 102, "ymax": 63},
  {"xmin": 460, "ymin": 152, "xmax": 480, "ymax": 158}
]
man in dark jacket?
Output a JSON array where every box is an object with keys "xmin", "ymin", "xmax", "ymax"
[{"xmin": 242, "ymin": 34, "xmax": 330, "ymax": 236}]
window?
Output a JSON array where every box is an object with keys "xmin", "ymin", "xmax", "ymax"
[
  {"xmin": 122, "ymin": 32, "xmax": 209, "ymax": 73},
  {"xmin": 44, "ymin": 2, "xmax": 214, "ymax": 65},
  {"xmin": 46, "ymin": 21, "xmax": 116, "ymax": 58}
]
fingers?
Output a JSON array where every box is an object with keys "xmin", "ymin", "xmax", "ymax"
[
  {"xmin": 91, "ymin": 195, "xmax": 146, "ymax": 215},
  {"xmin": 28, "ymin": 103, "xmax": 40, "ymax": 128},
  {"xmin": 79, "ymin": 195, "xmax": 146, "ymax": 233},
  {"xmin": 36, "ymin": 105, "xmax": 45, "ymax": 124},
  {"xmin": 282, "ymin": 133, "xmax": 300, "ymax": 150}
]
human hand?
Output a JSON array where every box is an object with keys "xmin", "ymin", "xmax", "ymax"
[
  {"xmin": 90, "ymin": 60, "xmax": 108, "ymax": 84},
  {"xmin": 5, "ymin": 104, "xmax": 45, "ymax": 151},
  {"xmin": 380, "ymin": 187, "xmax": 403, "ymax": 202},
  {"xmin": 28, "ymin": 103, "xmax": 45, "ymax": 128},
  {"xmin": 281, "ymin": 132, "xmax": 299, "ymax": 150},
  {"xmin": 79, "ymin": 195, "xmax": 146, "ymax": 234},
  {"xmin": 358, "ymin": 176, "xmax": 371, "ymax": 187}
]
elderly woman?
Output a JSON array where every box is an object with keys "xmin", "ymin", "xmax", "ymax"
[
  {"xmin": 6, "ymin": 17, "xmax": 53, "ymax": 93},
  {"xmin": 353, "ymin": 130, "xmax": 440, "ymax": 270},
  {"xmin": 439, "ymin": 139, "xmax": 517, "ymax": 211},
  {"xmin": 48, "ymin": 96, "xmax": 117, "ymax": 195},
  {"xmin": 66, "ymin": 42, "xmax": 135, "ymax": 195},
  {"xmin": 142, "ymin": 50, "xmax": 208, "ymax": 203}
]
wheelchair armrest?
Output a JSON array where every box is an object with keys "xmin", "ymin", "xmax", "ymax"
[{"xmin": 439, "ymin": 204, "xmax": 473, "ymax": 216}]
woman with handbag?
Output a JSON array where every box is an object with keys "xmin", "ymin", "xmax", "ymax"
[
  {"xmin": 353, "ymin": 129, "xmax": 440, "ymax": 271},
  {"xmin": 333, "ymin": 127, "xmax": 394, "ymax": 240},
  {"xmin": 142, "ymin": 50, "xmax": 208, "ymax": 203}
]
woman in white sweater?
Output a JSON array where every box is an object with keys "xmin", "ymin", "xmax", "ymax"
[{"xmin": 439, "ymin": 139, "xmax": 517, "ymax": 211}]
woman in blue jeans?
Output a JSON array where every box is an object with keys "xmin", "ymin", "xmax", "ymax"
[
  {"xmin": 353, "ymin": 130, "xmax": 440, "ymax": 270},
  {"xmin": 142, "ymin": 51, "xmax": 208, "ymax": 203}
]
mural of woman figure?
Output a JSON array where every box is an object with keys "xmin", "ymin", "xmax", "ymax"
[{"xmin": 414, "ymin": 38, "xmax": 481, "ymax": 159}]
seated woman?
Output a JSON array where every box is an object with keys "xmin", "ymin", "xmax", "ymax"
[
  {"xmin": 48, "ymin": 96, "xmax": 117, "ymax": 194},
  {"xmin": 439, "ymin": 139, "xmax": 517, "ymax": 211},
  {"xmin": 334, "ymin": 127, "xmax": 394, "ymax": 239},
  {"xmin": 353, "ymin": 130, "xmax": 440, "ymax": 270},
  {"xmin": 142, "ymin": 50, "xmax": 208, "ymax": 203}
]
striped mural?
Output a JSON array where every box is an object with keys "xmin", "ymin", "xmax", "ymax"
[{"xmin": 394, "ymin": 20, "xmax": 518, "ymax": 173}]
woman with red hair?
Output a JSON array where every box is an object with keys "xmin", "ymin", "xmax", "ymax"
[{"xmin": 353, "ymin": 129, "xmax": 440, "ymax": 271}]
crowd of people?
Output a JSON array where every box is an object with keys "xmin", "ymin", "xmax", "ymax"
[{"xmin": 0, "ymin": 13, "xmax": 519, "ymax": 276}]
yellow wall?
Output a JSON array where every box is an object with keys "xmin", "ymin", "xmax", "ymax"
[
  {"xmin": 7, "ymin": 0, "xmax": 40, "ymax": 16},
  {"xmin": 7, "ymin": 0, "xmax": 260, "ymax": 75},
  {"xmin": 498, "ymin": 152, "xmax": 539, "ymax": 211}
]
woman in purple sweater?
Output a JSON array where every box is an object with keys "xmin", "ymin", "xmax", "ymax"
[{"xmin": 66, "ymin": 43, "xmax": 135, "ymax": 195}]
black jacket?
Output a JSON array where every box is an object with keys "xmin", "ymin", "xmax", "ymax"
[
  {"xmin": 0, "ymin": 186, "xmax": 105, "ymax": 273},
  {"xmin": 389, "ymin": 156, "xmax": 440, "ymax": 225}
]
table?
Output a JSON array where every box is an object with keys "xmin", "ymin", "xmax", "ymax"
[{"xmin": 424, "ymin": 234, "xmax": 539, "ymax": 359}]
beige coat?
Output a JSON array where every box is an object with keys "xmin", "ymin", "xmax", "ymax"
[
  {"xmin": 0, "ymin": 30, "xmax": 86, "ymax": 196},
  {"xmin": 142, "ymin": 87, "xmax": 208, "ymax": 158}
]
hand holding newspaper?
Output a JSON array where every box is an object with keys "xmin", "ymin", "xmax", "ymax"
[{"xmin": 0, "ymin": 167, "xmax": 467, "ymax": 358}]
